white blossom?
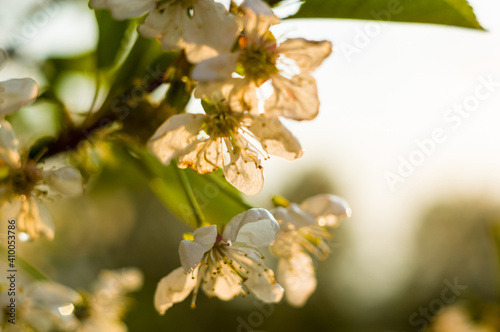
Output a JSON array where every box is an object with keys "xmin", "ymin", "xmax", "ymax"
[
  {"xmin": 0, "ymin": 281, "xmax": 82, "ymax": 331},
  {"xmin": 154, "ymin": 208, "xmax": 284, "ymax": 314},
  {"xmin": 270, "ymin": 194, "xmax": 351, "ymax": 306},
  {"xmin": 72, "ymin": 268, "xmax": 144, "ymax": 332},
  {"xmin": 148, "ymin": 96, "xmax": 302, "ymax": 195},
  {"xmin": 192, "ymin": 0, "xmax": 332, "ymax": 120},
  {"xmin": 0, "ymin": 123, "xmax": 83, "ymax": 241}
]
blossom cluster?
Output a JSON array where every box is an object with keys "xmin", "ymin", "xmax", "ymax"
[
  {"xmin": 0, "ymin": 268, "xmax": 143, "ymax": 331},
  {"xmin": 91, "ymin": 0, "xmax": 332, "ymax": 195},
  {"xmin": 154, "ymin": 194, "xmax": 351, "ymax": 311},
  {"xmin": 0, "ymin": 50, "xmax": 84, "ymax": 241}
]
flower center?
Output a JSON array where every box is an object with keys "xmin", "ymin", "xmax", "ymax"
[
  {"xmin": 203, "ymin": 105, "xmax": 242, "ymax": 139},
  {"xmin": 9, "ymin": 163, "xmax": 41, "ymax": 196},
  {"xmin": 236, "ymin": 37, "xmax": 279, "ymax": 86}
]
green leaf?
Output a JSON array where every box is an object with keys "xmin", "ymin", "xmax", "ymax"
[
  {"xmin": 125, "ymin": 146, "xmax": 250, "ymax": 230},
  {"xmin": 292, "ymin": 0, "xmax": 484, "ymax": 30},
  {"xmin": 94, "ymin": 9, "xmax": 135, "ymax": 70}
]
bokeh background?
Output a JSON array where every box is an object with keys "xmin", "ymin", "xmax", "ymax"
[{"xmin": 1, "ymin": 0, "xmax": 500, "ymax": 331}]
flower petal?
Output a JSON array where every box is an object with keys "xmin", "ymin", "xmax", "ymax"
[
  {"xmin": 278, "ymin": 250, "xmax": 317, "ymax": 307},
  {"xmin": 17, "ymin": 198, "xmax": 55, "ymax": 241},
  {"xmin": 278, "ymin": 39, "xmax": 332, "ymax": 72},
  {"xmin": 223, "ymin": 208, "xmax": 278, "ymax": 246},
  {"xmin": 0, "ymin": 120, "xmax": 21, "ymax": 168},
  {"xmin": 148, "ymin": 113, "xmax": 205, "ymax": 165},
  {"xmin": 238, "ymin": 250, "xmax": 284, "ymax": 302},
  {"xmin": 224, "ymin": 152, "xmax": 264, "ymax": 196},
  {"xmin": 139, "ymin": 0, "xmax": 239, "ymax": 63},
  {"xmin": 191, "ymin": 53, "xmax": 239, "ymax": 82},
  {"xmin": 271, "ymin": 204, "xmax": 315, "ymax": 230},
  {"xmin": 240, "ymin": 0, "xmax": 280, "ymax": 38},
  {"xmin": 179, "ymin": 225, "xmax": 217, "ymax": 273},
  {"xmin": 300, "ymin": 194, "xmax": 352, "ymax": 227},
  {"xmin": 248, "ymin": 114, "xmax": 303, "ymax": 161},
  {"xmin": 178, "ymin": 138, "xmax": 223, "ymax": 174},
  {"xmin": 42, "ymin": 166, "xmax": 83, "ymax": 197},
  {"xmin": 202, "ymin": 272, "xmax": 242, "ymax": 301},
  {"xmin": 265, "ymin": 73, "xmax": 319, "ymax": 121},
  {"xmin": 90, "ymin": 0, "xmax": 154, "ymax": 20},
  {"xmin": 154, "ymin": 267, "xmax": 197, "ymax": 315},
  {"xmin": 0, "ymin": 78, "xmax": 39, "ymax": 117}
]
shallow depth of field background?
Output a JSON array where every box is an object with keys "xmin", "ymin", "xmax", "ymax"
[{"xmin": 1, "ymin": 0, "xmax": 500, "ymax": 331}]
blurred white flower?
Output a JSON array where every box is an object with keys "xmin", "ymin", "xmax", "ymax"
[
  {"xmin": 270, "ymin": 194, "xmax": 351, "ymax": 306},
  {"xmin": 0, "ymin": 281, "xmax": 82, "ymax": 332},
  {"xmin": 90, "ymin": 0, "xmax": 155, "ymax": 19},
  {"xmin": 148, "ymin": 96, "xmax": 302, "ymax": 195},
  {"xmin": 192, "ymin": 0, "xmax": 332, "ymax": 120},
  {"xmin": 90, "ymin": 0, "xmax": 239, "ymax": 64},
  {"xmin": 0, "ymin": 122, "xmax": 83, "ymax": 241},
  {"xmin": 154, "ymin": 208, "xmax": 284, "ymax": 314},
  {"xmin": 0, "ymin": 50, "xmax": 39, "ymax": 119},
  {"xmin": 72, "ymin": 268, "xmax": 144, "ymax": 332}
]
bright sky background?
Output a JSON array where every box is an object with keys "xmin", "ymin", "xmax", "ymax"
[{"xmin": 1, "ymin": 0, "xmax": 499, "ymax": 313}]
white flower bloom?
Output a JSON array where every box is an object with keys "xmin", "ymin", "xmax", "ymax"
[
  {"xmin": 0, "ymin": 281, "xmax": 82, "ymax": 332},
  {"xmin": 91, "ymin": 0, "xmax": 239, "ymax": 63},
  {"xmin": 0, "ymin": 123, "xmax": 83, "ymax": 241},
  {"xmin": 192, "ymin": 0, "xmax": 332, "ymax": 120},
  {"xmin": 72, "ymin": 268, "xmax": 144, "ymax": 332},
  {"xmin": 140, "ymin": 0, "xmax": 240, "ymax": 63},
  {"xmin": 270, "ymin": 194, "xmax": 351, "ymax": 307},
  {"xmin": 148, "ymin": 97, "xmax": 302, "ymax": 195},
  {"xmin": 154, "ymin": 208, "xmax": 284, "ymax": 314},
  {"xmin": 90, "ymin": 0, "xmax": 155, "ymax": 19},
  {"xmin": 0, "ymin": 50, "xmax": 39, "ymax": 118}
]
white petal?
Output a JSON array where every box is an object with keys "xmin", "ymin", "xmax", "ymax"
[
  {"xmin": 139, "ymin": 0, "xmax": 239, "ymax": 63},
  {"xmin": 202, "ymin": 272, "xmax": 241, "ymax": 300},
  {"xmin": 191, "ymin": 53, "xmax": 239, "ymax": 82},
  {"xmin": 278, "ymin": 251, "xmax": 317, "ymax": 307},
  {"xmin": 223, "ymin": 208, "xmax": 278, "ymax": 246},
  {"xmin": 26, "ymin": 281, "xmax": 81, "ymax": 307},
  {"xmin": 300, "ymin": 194, "xmax": 352, "ymax": 227},
  {"xmin": 178, "ymin": 139, "xmax": 223, "ymax": 174},
  {"xmin": 0, "ymin": 78, "xmax": 39, "ymax": 116},
  {"xmin": 148, "ymin": 113, "xmax": 205, "ymax": 165},
  {"xmin": 43, "ymin": 166, "xmax": 83, "ymax": 197},
  {"xmin": 93, "ymin": 268, "xmax": 144, "ymax": 294},
  {"xmin": 240, "ymin": 0, "xmax": 280, "ymax": 37},
  {"xmin": 0, "ymin": 120, "xmax": 21, "ymax": 168},
  {"xmin": 265, "ymin": 73, "xmax": 319, "ymax": 121},
  {"xmin": 17, "ymin": 198, "xmax": 55, "ymax": 241},
  {"xmin": 90, "ymin": 0, "xmax": 154, "ymax": 20},
  {"xmin": 271, "ymin": 204, "xmax": 315, "ymax": 230},
  {"xmin": 179, "ymin": 225, "xmax": 217, "ymax": 273},
  {"xmin": 248, "ymin": 114, "xmax": 303, "ymax": 160},
  {"xmin": 224, "ymin": 152, "xmax": 264, "ymax": 196},
  {"xmin": 278, "ymin": 39, "xmax": 332, "ymax": 72},
  {"xmin": 238, "ymin": 251, "xmax": 284, "ymax": 302},
  {"xmin": 154, "ymin": 267, "xmax": 197, "ymax": 315}
]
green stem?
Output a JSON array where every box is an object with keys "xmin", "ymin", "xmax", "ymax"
[
  {"xmin": 174, "ymin": 165, "xmax": 207, "ymax": 228},
  {"xmin": 0, "ymin": 245, "xmax": 48, "ymax": 280},
  {"xmin": 206, "ymin": 172, "xmax": 254, "ymax": 210}
]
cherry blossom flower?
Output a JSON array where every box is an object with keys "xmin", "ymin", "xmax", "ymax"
[
  {"xmin": 0, "ymin": 50, "xmax": 39, "ymax": 119},
  {"xmin": 0, "ymin": 281, "xmax": 82, "ymax": 331},
  {"xmin": 154, "ymin": 208, "xmax": 284, "ymax": 314},
  {"xmin": 270, "ymin": 194, "xmax": 351, "ymax": 306},
  {"xmin": 90, "ymin": 0, "xmax": 240, "ymax": 63},
  {"xmin": 192, "ymin": 0, "xmax": 332, "ymax": 120},
  {"xmin": 148, "ymin": 96, "xmax": 302, "ymax": 195},
  {"xmin": 72, "ymin": 268, "xmax": 143, "ymax": 331}
]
